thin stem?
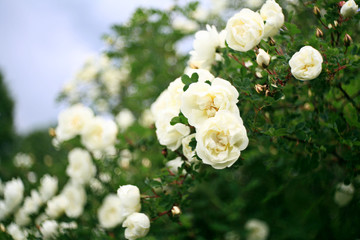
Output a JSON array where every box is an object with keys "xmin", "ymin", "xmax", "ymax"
[{"xmin": 338, "ymin": 83, "xmax": 360, "ymax": 113}]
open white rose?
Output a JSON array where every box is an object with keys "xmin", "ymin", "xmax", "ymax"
[
  {"xmin": 55, "ymin": 104, "xmax": 94, "ymax": 142},
  {"xmin": 23, "ymin": 190, "xmax": 42, "ymax": 215},
  {"xmin": 98, "ymin": 194, "xmax": 125, "ymax": 229},
  {"xmin": 260, "ymin": 0, "xmax": 284, "ymax": 38},
  {"xmin": 256, "ymin": 49, "xmax": 271, "ymax": 68},
  {"xmin": 189, "ymin": 25, "xmax": 226, "ymax": 70},
  {"xmin": 7, "ymin": 223, "xmax": 28, "ymax": 240},
  {"xmin": 340, "ymin": 0, "xmax": 359, "ymax": 18},
  {"xmin": 14, "ymin": 208, "xmax": 31, "ymax": 226},
  {"xmin": 81, "ymin": 116, "xmax": 118, "ymax": 151},
  {"xmin": 289, "ymin": 46, "xmax": 323, "ymax": 81},
  {"xmin": 150, "ymin": 78, "xmax": 184, "ymax": 121},
  {"xmin": 39, "ymin": 175, "xmax": 58, "ymax": 202},
  {"xmin": 226, "ymin": 8, "xmax": 264, "ymax": 52},
  {"xmin": 334, "ymin": 183, "xmax": 354, "ymax": 207},
  {"xmin": 196, "ymin": 111, "xmax": 248, "ymax": 169},
  {"xmin": 155, "ymin": 109, "xmax": 190, "ymax": 151},
  {"xmin": 117, "ymin": 185, "xmax": 141, "ymax": 218},
  {"xmin": 66, "ymin": 148, "xmax": 96, "ymax": 185},
  {"xmin": 122, "ymin": 213, "xmax": 150, "ymax": 240},
  {"xmin": 181, "ymin": 78, "xmax": 239, "ymax": 128},
  {"xmin": 245, "ymin": 219, "xmax": 269, "ymax": 240}
]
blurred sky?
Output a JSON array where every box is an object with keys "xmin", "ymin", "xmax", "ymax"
[{"xmin": 0, "ymin": 0, "xmax": 177, "ymax": 134}]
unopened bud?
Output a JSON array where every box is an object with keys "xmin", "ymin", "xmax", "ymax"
[
  {"xmin": 344, "ymin": 33, "xmax": 352, "ymax": 47},
  {"xmin": 255, "ymin": 84, "xmax": 266, "ymax": 93},
  {"xmin": 316, "ymin": 28, "xmax": 324, "ymax": 38},
  {"xmin": 313, "ymin": 6, "xmax": 321, "ymax": 18},
  {"xmin": 333, "ymin": 20, "xmax": 338, "ymax": 28},
  {"xmin": 256, "ymin": 49, "xmax": 271, "ymax": 68},
  {"xmin": 171, "ymin": 206, "xmax": 181, "ymax": 216},
  {"xmin": 161, "ymin": 148, "xmax": 168, "ymax": 157},
  {"xmin": 269, "ymin": 37, "xmax": 276, "ymax": 46},
  {"xmin": 49, "ymin": 128, "xmax": 56, "ymax": 137},
  {"xmin": 339, "ymin": 1, "xmax": 346, "ymax": 7}
]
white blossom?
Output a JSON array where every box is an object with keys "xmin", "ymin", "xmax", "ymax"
[
  {"xmin": 117, "ymin": 185, "xmax": 141, "ymax": 218},
  {"xmin": 116, "ymin": 109, "xmax": 135, "ymax": 131},
  {"xmin": 260, "ymin": 0, "xmax": 285, "ymax": 38},
  {"xmin": 39, "ymin": 175, "xmax": 58, "ymax": 202},
  {"xmin": 334, "ymin": 183, "xmax": 355, "ymax": 207},
  {"xmin": 245, "ymin": 219, "xmax": 269, "ymax": 240},
  {"xmin": 122, "ymin": 213, "xmax": 150, "ymax": 240},
  {"xmin": 66, "ymin": 148, "xmax": 96, "ymax": 185},
  {"xmin": 98, "ymin": 194, "xmax": 125, "ymax": 228},
  {"xmin": 40, "ymin": 220, "xmax": 59, "ymax": 240},
  {"xmin": 340, "ymin": 0, "xmax": 359, "ymax": 18},
  {"xmin": 289, "ymin": 46, "xmax": 323, "ymax": 81}
]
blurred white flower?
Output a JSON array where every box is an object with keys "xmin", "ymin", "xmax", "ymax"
[
  {"xmin": 75, "ymin": 57, "xmax": 98, "ymax": 82},
  {"xmin": 139, "ymin": 109, "xmax": 155, "ymax": 128},
  {"xmin": 101, "ymin": 67, "xmax": 126, "ymax": 96},
  {"xmin": 226, "ymin": 9, "xmax": 264, "ymax": 52},
  {"xmin": 196, "ymin": 111, "xmax": 248, "ymax": 169},
  {"xmin": 116, "ymin": 109, "xmax": 135, "ymax": 132},
  {"xmin": 210, "ymin": 0, "xmax": 228, "ymax": 14},
  {"xmin": 39, "ymin": 175, "xmax": 58, "ymax": 202},
  {"xmin": 45, "ymin": 195, "xmax": 68, "ymax": 219},
  {"xmin": 66, "ymin": 148, "xmax": 96, "ymax": 185},
  {"xmin": 98, "ymin": 194, "xmax": 125, "ymax": 228},
  {"xmin": 55, "ymin": 104, "xmax": 94, "ymax": 142},
  {"xmin": 122, "ymin": 213, "xmax": 150, "ymax": 240},
  {"xmin": 23, "ymin": 190, "xmax": 42, "ymax": 215},
  {"xmin": 4, "ymin": 178, "xmax": 24, "ymax": 212},
  {"xmin": 172, "ymin": 17, "xmax": 199, "ymax": 33},
  {"xmin": 191, "ymin": 7, "xmax": 209, "ymax": 21},
  {"xmin": 40, "ymin": 220, "xmax": 59, "ymax": 240},
  {"xmin": 245, "ymin": 219, "xmax": 269, "ymax": 240},
  {"xmin": 340, "ymin": 0, "xmax": 359, "ymax": 18},
  {"xmin": 14, "ymin": 208, "xmax": 31, "ymax": 226},
  {"xmin": 7, "ymin": 223, "xmax": 28, "ymax": 240},
  {"xmin": 61, "ymin": 182, "xmax": 87, "ymax": 218},
  {"xmin": 334, "ymin": 182, "xmax": 354, "ymax": 207},
  {"xmin": 81, "ymin": 116, "xmax": 118, "ymax": 151},
  {"xmin": 117, "ymin": 185, "xmax": 141, "ymax": 218},
  {"xmin": 13, "ymin": 153, "xmax": 33, "ymax": 168},
  {"xmin": 244, "ymin": 0, "xmax": 265, "ymax": 9}
]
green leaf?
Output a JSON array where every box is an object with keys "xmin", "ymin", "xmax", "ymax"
[
  {"xmin": 170, "ymin": 112, "xmax": 189, "ymax": 126},
  {"xmin": 284, "ymin": 22, "xmax": 301, "ymax": 35},
  {"xmin": 343, "ymin": 103, "xmax": 360, "ymax": 128},
  {"xmin": 189, "ymin": 137, "xmax": 197, "ymax": 151}
]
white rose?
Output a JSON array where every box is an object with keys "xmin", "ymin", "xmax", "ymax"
[
  {"xmin": 61, "ymin": 182, "xmax": 87, "ymax": 218},
  {"xmin": 139, "ymin": 109, "xmax": 155, "ymax": 128},
  {"xmin": 101, "ymin": 67, "xmax": 124, "ymax": 96},
  {"xmin": 226, "ymin": 8, "xmax": 264, "ymax": 52},
  {"xmin": 196, "ymin": 111, "xmax": 249, "ymax": 169},
  {"xmin": 98, "ymin": 194, "xmax": 125, "ymax": 229},
  {"xmin": 244, "ymin": 0, "xmax": 264, "ymax": 9},
  {"xmin": 117, "ymin": 185, "xmax": 141, "ymax": 218},
  {"xmin": 81, "ymin": 116, "xmax": 118, "ymax": 151},
  {"xmin": 182, "ymin": 133, "xmax": 197, "ymax": 163},
  {"xmin": 189, "ymin": 25, "xmax": 226, "ymax": 69},
  {"xmin": 40, "ymin": 220, "xmax": 58, "ymax": 240},
  {"xmin": 181, "ymin": 78, "xmax": 239, "ymax": 128},
  {"xmin": 334, "ymin": 183, "xmax": 354, "ymax": 207},
  {"xmin": 260, "ymin": 0, "xmax": 285, "ymax": 38},
  {"xmin": 256, "ymin": 49, "xmax": 271, "ymax": 68},
  {"xmin": 155, "ymin": 109, "xmax": 190, "ymax": 151},
  {"xmin": 151, "ymin": 78, "xmax": 184, "ymax": 121},
  {"xmin": 166, "ymin": 157, "xmax": 184, "ymax": 174},
  {"xmin": 289, "ymin": 46, "xmax": 323, "ymax": 81},
  {"xmin": 122, "ymin": 213, "xmax": 150, "ymax": 240},
  {"xmin": 4, "ymin": 178, "xmax": 24, "ymax": 212},
  {"xmin": 7, "ymin": 223, "xmax": 28, "ymax": 240},
  {"xmin": 116, "ymin": 109, "xmax": 135, "ymax": 131},
  {"xmin": 340, "ymin": 0, "xmax": 359, "ymax": 18},
  {"xmin": 55, "ymin": 104, "xmax": 94, "ymax": 142},
  {"xmin": 39, "ymin": 175, "xmax": 58, "ymax": 202},
  {"xmin": 75, "ymin": 57, "xmax": 98, "ymax": 82},
  {"xmin": 66, "ymin": 148, "xmax": 96, "ymax": 185},
  {"xmin": 245, "ymin": 219, "xmax": 269, "ymax": 240},
  {"xmin": 45, "ymin": 195, "xmax": 68, "ymax": 219}
]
